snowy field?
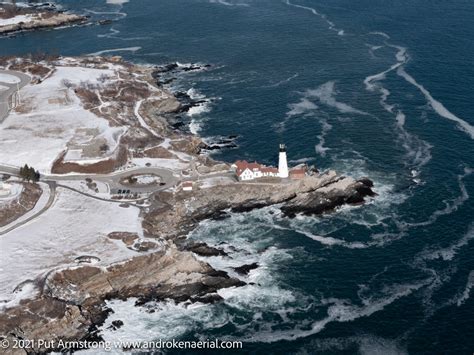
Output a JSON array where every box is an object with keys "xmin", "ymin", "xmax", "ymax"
[
  {"xmin": 0, "ymin": 65, "xmax": 124, "ymax": 173},
  {"xmin": 0, "ymin": 187, "xmax": 145, "ymax": 309},
  {"xmin": 134, "ymin": 174, "xmax": 161, "ymax": 185},
  {"xmin": 0, "ymin": 182, "xmax": 22, "ymax": 203},
  {"xmin": 128, "ymin": 158, "xmax": 188, "ymax": 172}
]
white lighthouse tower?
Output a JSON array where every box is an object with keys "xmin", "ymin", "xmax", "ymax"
[{"xmin": 278, "ymin": 144, "xmax": 289, "ymax": 178}]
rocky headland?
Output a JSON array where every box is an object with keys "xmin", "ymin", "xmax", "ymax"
[
  {"xmin": 0, "ymin": 55, "xmax": 376, "ymax": 354},
  {"xmin": 0, "ymin": 3, "xmax": 88, "ymax": 36}
]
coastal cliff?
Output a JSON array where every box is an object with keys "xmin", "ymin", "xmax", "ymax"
[{"xmin": 0, "ymin": 56, "xmax": 375, "ymax": 354}]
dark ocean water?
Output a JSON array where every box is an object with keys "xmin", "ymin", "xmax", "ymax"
[{"xmin": 2, "ymin": 0, "xmax": 474, "ymax": 353}]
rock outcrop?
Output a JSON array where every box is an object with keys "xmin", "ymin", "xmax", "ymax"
[
  {"xmin": 0, "ymin": 13, "xmax": 87, "ymax": 35},
  {"xmin": 144, "ymin": 171, "xmax": 376, "ymax": 240},
  {"xmin": 0, "ymin": 246, "xmax": 243, "ymax": 353}
]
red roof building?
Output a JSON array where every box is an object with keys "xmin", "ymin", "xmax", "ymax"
[{"xmin": 289, "ymin": 166, "xmax": 307, "ymax": 180}]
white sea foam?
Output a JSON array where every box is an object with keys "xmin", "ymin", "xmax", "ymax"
[
  {"xmin": 184, "ymin": 88, "xmax": 212, "ymax": 133},
  {"xmin": 369, "ymin": 31, "xmax": 391, "ymax": 39},
  {"xmin": 284, "ymin": 0, "xmax": 345, "ymax": 36},
  {"xmin": 397, "ymin": 67, "xmax": 474, "ymax": 139},
  {"xmin": 402, "ymin": 168, "xmax": 471, "ymax": 228},
  {"xmin": 416, "ymin": 223, "xmax": 474, "ymax": 262},
  {"xmin": 394, "ymin": 111, "xmax": 433, "ymax": 169},
  {"xmin": 456, "ymin": 271, "xmax": 474, "ymax": 306},
  {"xmin": 315, "ymin": 119, "xmax": 332, "ymax": 157},
  {"xmin": 287, "ymin": 97, "xmax": 318, "ymax": 116},
  {"xmin": 106, "ymin": 0, "xmax": 129, "ymax": 4},
  {"xmin": 209, "ymin": 0, "xmax": 250, "ymax": 7},
  {"xmin": 264, "ymin": 73, "xmax": 299, "ymax": 88},
  {"xmin": 306, "ymin": 81, "xmax": 369, "ymax": 116},
  {"xmin": 363, "ymin": 42, "xmax": 432, "ymax": 169},
  {"xmin": 87, "ymin": 46, "xmax": 141, "ymax": 56},
  {"xmin": 245, "ymin": 281, "xmax": 424, "ymax": 343}
]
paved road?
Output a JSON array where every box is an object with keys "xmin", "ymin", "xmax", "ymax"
[
  {"xmin": 0, "ymin": 181, "xmax": 56, "ymax": 236},
  {"xmin": 43, "ymin": 166, "xmax": 180, "ymax": 193},
  {"xmin": 0, "ymin": 69, "xmax": 31, "ymax": 123}
]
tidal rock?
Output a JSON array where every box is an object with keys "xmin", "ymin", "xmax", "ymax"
[
  {"xmin": 183, "ymin": 241, "xmax": 228, "ymax": 257},
  {"xmin": 233, "ymin": 263, "xmax": 259, "ymax": 275},
  {"xmin": 107, "ymin": 320, "xmax": 124, "ymax": 331}
]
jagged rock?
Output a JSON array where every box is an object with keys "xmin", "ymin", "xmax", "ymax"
[
  {"xmin": 181, "ymin": 241, "xmax": 228, "ymax": 257},
  {"xmin": 107, "ymin": 320, "xmax": 124, "ymax": 331},
  {"xmin": 233, "ymin": 263, "xmax": 259, "ymax": 275}
]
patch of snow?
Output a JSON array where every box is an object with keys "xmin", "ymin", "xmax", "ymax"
[
  {"xmin": 133, "ymin": 174, "xmax": 160, "ymax": 185},
  {"xmin": 0, "ymin": 14, "xmax": 35, "ymax": 27},
  {"xmin": 199, "ymin": 176, "xmax": 235, "ymax": 189},
  {"xmin": 0, "ymin": 182, "xmax": 22, "ymax": 202},
  {"xmin": 0, "ymin": 66, "xmax": 124, "ymax": 173},
  {"xmin": 0, "ymin": 73, "xmax": 21, "ymax": 84},
  {"xmin": 58, "ymin": 180, "xmax": 109, "ymax": 196},
  {"xmin": 0, "ymin": 187, "xmax": 144, "ymax": 305},
  {"xmin": 131, "ymin": 158, "xmax": 188, "ymax": 171}
]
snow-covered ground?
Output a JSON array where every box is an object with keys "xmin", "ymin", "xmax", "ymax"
[
  {"xmin": 58, "ymin": 180, "xmax": 109, "ymax": 197},
  {"xmin": 0, "ymin": 182, "xmax": 22, "ymax": 203},
  {"xmin": 128, "ymin": 158, "xmax": 188, "ymax": 172},
  {"xmin": 0, "ymin": 65, "xmax": 124, "ymax": 173},
  {"xmin": 0, "ymin": 182, "xmax": 48, "ymax": 233},
  {"xmin": 199, "ymin": 176, "xmax": 235, "ymax": 189},
  {"xmin": 133, "ymin": 174, "xmax": 161, "ymax": 185},
  {"xmin": 0, "ymin": 73, "xmax": 21, "ymax": 84},
  {"xmin": 0, "ymin": 187, "xmax": 145, "ymax": 308},
  {"xmin": 0, "ymin": 14, "xmax": 35, "ymax": 27}
]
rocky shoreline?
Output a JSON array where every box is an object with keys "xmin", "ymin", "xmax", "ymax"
[
  {"xmin": 0, "ymin": 57, "xmax": 376, "ymax": 354},
  {"xmin": 0, "ymin": 4, "xmax": 88, "ymax": 36}
]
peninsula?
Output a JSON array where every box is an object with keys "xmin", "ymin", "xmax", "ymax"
[
  {"xmin": 0, "ymin": 54, "xmax": 375, "ymax": 353},
  {"xmin": 0, "ymin": 2, "xmax": 87, "ymax": 36}
]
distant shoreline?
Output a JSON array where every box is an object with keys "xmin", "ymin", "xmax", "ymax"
[{"xmin": 0, "ymin": 3, "xmax": 88, "ymax": 36}]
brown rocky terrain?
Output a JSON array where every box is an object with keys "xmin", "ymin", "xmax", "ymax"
[
  {"xmin": 0, "ymin": 182, "xmax": 42, "ymax": 227},
  {"xmin": 0, "ymin": 247, "xmax": 242, "ymax": 354},
  {"xmin": 145, "ymin": 170, "xmax": 375, "ymax": 241}
]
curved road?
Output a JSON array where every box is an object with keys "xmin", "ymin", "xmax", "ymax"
[
  {"xmin": 0, "ymin": 182, "xmax": 56, "ymax": 236},
  {"xmin": 0, "ymin": 69, "xmax": 31, "ymax": 123}
]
